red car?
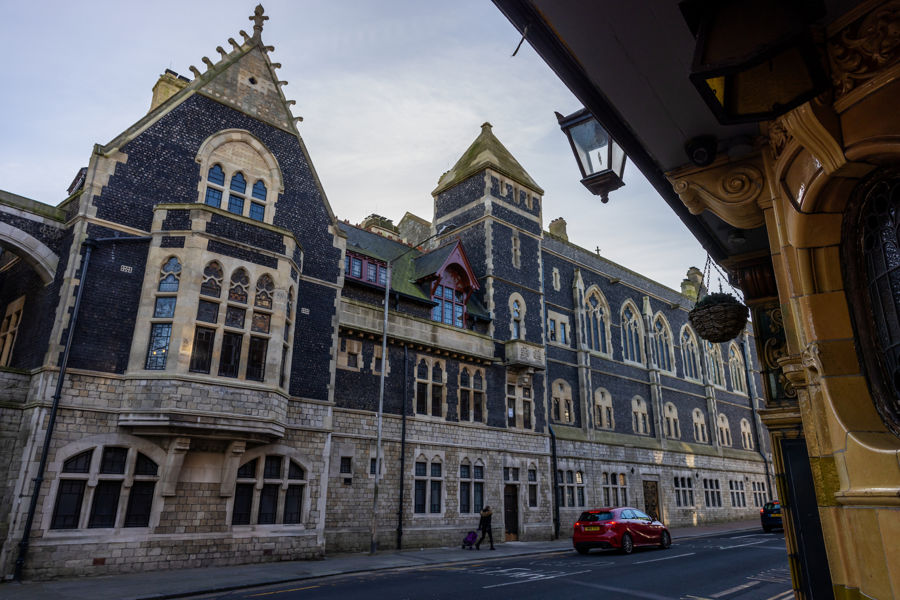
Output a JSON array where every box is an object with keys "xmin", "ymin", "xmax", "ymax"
[{"xmin": 573, "ymin": 507, "xmax": 671, "ymax": 555}]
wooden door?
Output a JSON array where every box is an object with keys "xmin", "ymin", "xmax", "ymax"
[{"xmin": 503, "ymin": 484, "xmax": 519, "ymax": 540}]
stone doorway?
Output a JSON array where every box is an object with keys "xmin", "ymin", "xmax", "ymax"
[
  {"xmin": 503, "ymin": 484, "xmax": 519, "ymax": 541},
  {"xmin": 643, "ymin": 480, "xmax": 660, "ymax": 520}
]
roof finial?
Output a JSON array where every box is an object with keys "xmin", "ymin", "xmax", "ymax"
[{"xmin": 250, "ymin": 4, "xmax": 268, "ymax": 40}]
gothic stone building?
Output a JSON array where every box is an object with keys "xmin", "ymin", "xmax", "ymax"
[{"xmin": 0, "ymin": 8, "xmax": 771, "ymax": 579}]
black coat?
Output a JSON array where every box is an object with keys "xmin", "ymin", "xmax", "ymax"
[{"xmin": 478, "ymin": 508, "xmax": 493, "ymax": 531}]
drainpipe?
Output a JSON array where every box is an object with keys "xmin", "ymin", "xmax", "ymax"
[
  {"xmin": 14, "ymin": 234, "xmax": 150, "ymax": 580},
  {"xmin": 549, "ymin": 424, "xmax": 560, "ymax": 539},
  {"xmin": 396, "ymin": 342, "xmax": 408, "ymax": 549},
  {"xmin": 742, "ymin": 335, "xmax": 774, "ymax": 500}
]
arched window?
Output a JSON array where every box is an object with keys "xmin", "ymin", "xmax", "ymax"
[
  {"xmin": 729, "ymin": 343, "xmax": 747, "ymax": 394},
  {"xmin": 459, "ymin": 458, "xmax": 485, "ymax": 514},
  {"xmin": 621, "ymin": 302, "xmax": 644, "ymax": 364},
  {"xmin": 706, "ymin": 341, "xmax": 725, "ymax": 387},
  {"xmin": 459, "ymin": 367, "xmax": 486, "ymax": 423},
  {"xmin": 551, "ymin": 379, "xmax": 574, "ymax": 424},
  {"xmin": 692, "ymin": 408, "xmax": 709, "ymax": 443},
  {"xmin": 740, "ymin": 418, "xmax": 754, "ymax": 450},
  {"xmin": 557, "ymin": 469, "xmax": 586, "ymax": 507},
  {"xmin": 601, "ymin": 472, "xmax": 628, "ymax": 506},
  {"xmin": 0, "ymin": 296, "xmax": 24, "ymax": 368},
  {"xmin": 595, "ymin": 388, "xmax": 614, "ymax": 429},
  {"xmin": 196, "ymin": 130, "xmax": 282, "ymax": 224},
  {"xmin": 631, "ymin": 396, "xmax": 650, "ymax": 435},
  {"xmin": 664, "ymin": 402, "xmax": 680, "ymax": 439},
  {"xmin": 586, "ymin": 290, "xmax": 611, "ymax": 354},
  {"xmin": 652, "ymin": 314, "xmax": 674, "ymax": 373},
  {"xmin": 145, "ymin": 257, "xmax": 181, "ymax": 370},
  {"xmin": 511, "ymin": 230, "xmax": 521, "ymax": 268},
  {"xmin": 512, "ymin": 300, "xmax": 522, "ymax": 339},
  {"xmin": 415, "ymin": 356, "xmax": 445, "ymax": 417},
  {"xmin": 717, "ymin": 413, "xmax": 732, "ymax": 447},
  {"xmin": 232, "ymin": 454, "xmax": 307, "ymax": 525},
  {"xmin": 681, "ymin": 326, "xmax": 701, "ymax": 381},
  {"xmin": 51, "ymin": 446, "xmax": 160, "ymax": 530}
]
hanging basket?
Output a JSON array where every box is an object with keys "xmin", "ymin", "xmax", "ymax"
[{"xmin": 689, "ymin": 293, "xmax": 749, "ymax": 343}]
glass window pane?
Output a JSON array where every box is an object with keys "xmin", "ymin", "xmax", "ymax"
[
  {"xmin": 444, "ymin": 287, "xmax": 454, "ymax": 301},
  {"xmin": 415, "ymin": 461, "xmax": 426, "ymax": 476},
  {"xmin": 473, "ymin": 465, "xmax": 483, "ymax": 479},
  {"xmin": 100, "ymin": 447, "xmax": 127, "ymax": 474},
  {"xmin": 288, "ymin": 461, "xmax": 305, "ymax": 480},
  {"xmin": 88, "ymin": 480, "xmax": 122, "ymax": 528},
  {"xmin": 249, "ymin": 202, "xmax": 265, "ymax": 221},
  {"xmin": 135, "ymin": 453, "xmax": 158, "ymax": 476},
  {"xmin": 430, "ymin": 480, "xmax": 441, "ymax": 513},
  {"xmin": 189, "ymin": 327, "xmax": 215, "ymax": 373},
  {"xmin": 432, "ymin": 298, "xmax": 442, "ymax": 322},
  {"xmin": 474, "ymin": 481, "xmax": 483, "ymax": 512},
  {"xmin": 218, "ymin": 332, "xmax": 243, "ymax": 377},
  {"xmin": 247, "ymin": 337, "xmax": 268, "ymax": 382},
  {"xmin": 431, "ymin": 462, "xmax": 441, "ymax": 477},
  {"xmin": 414, "ymin": 480, "xmax": 426, "ymax": 513},
  {"xmin": 264, "ymin": 455, "xmax": 282, "ymax": 478},
  {"xmin": 145, "ymin": 323, "xmax": 172, "ymax": 370},
  {"xmin": 454, "ymin": 304, "xmax": 463, "ymax": 327},
  {"xmin": 204, "ymin": 187, "xmax": 222, "ymax": 208},
  {"xmin": 232, "ymin": 483, "xmax": 253, "ymax": 525},
  {"xmin": 443, "ymin": 301, "xmax": 453, "ymax": 324},
  {"xmin": 158, "ymin": 273, "xmax": 179, "ymax": 293},
  {"xmin": 460, "ymin": 464, "xmax": 470, "ymax": 478},
  {"xmin": 230, "ymin": 172, "xmax": 246, "ymax": 193},
  {"xmin": 227, "ymin": 195, "xmax": 244, "ymax": 215},
  {"xmin": 251, "ymin": 312, "xmax": 270, "ymax": 333},
  {"xmin": 196, "ymin": 300, "xmax": 219, "ymax": 324},
  {"xmin": 63, "ymin": 450, "xmax": 93, "ymax": 473},
  {"xmin": 460, "ymin": 481, "xmax": 470, "ymax": 513},
  {"xmin": 258, "ymin": 484, "xmax": 278, "ymax": 524},
  {"xmin": 367, "ymin": 263, "xmax": 377, "ymax": 282},
  {"xmin": 284, "ymin": 485, "xmax": 303, "ymax": 524},
  {"xmin": 51, "ymin": 480, "xmax": 86, "ymax": 529},
  {"xmin": 351, "ymin": 258, "xmax": 362, "ymax": 278},
  {"xmin": 208, "ymin": 164, "xmax": 226, "ymax": 186},
  {"xmin": 124, "ymin": 481, "xmax": 155, "ymax": 527},
  {"xmin": 252, "ymin": 180, "xmax": 267, "ymax": 200},
  {"xmin": 226, "ymin": 306, "xmax": 246, "ymax": 329},
  {"xmin": 237, "ymin": 459, "xmax": 257, "ymax": 479}
]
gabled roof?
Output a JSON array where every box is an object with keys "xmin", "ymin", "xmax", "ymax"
[
  {"xmin": 101, "ymin": 5, "xmax": 300, "ymax": 155},
  {"xmin": 432, "ymin": 122, "xmax": 543, "ymax": 196},
  {"xmin": 339, "ymin": 222, "xmax": 488, "ymax": 319}
]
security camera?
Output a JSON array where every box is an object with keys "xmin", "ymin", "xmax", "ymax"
[{"xmin": 684, "ymin": 135, "xmax": 717, "ymax": 167}]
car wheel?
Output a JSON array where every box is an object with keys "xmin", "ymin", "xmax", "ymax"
[
  {"xmin": 659, "ymin": 530, "xmax": 671, "ymax": 549},
  {"xmin": 620, "ymin": 533, "xmax": 634, "ymax": 555},
  {"xmin": 575, "ymin": 544, "xmax": 590, "ymax": 555}
]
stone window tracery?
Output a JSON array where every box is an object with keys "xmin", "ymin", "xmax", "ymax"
[
  {"xmin": 506, "ymin": 375, "xmax": 533, "ymax": 429},
  {"xmin": 706, "ymin": 341, "xmax": 726, "ymax": 388},
  {"xmin": 681, "ymin": 326, "xmax": 702, "ymax": 381},
  {"xmin": 631, "ymin": 396, "xmax": 650, "ymax": 435},
  {"xmin": 601, "ymin": 472, "xmax": 627, "ymax": 506},
  {"xmin": 621, "ymin": 302, "xmax": 644, "ymax": 364},
  {"xmin": 595, "ymin": 388, "xmax": 614, "ymax": 430},
  {"xmin": 414, "ymin": 455, "xmax": 442, "ymax": 514},
  {"xmin": 664, "ymin": 402, "xmax": 680, "ymax": 439},
  {"xmin": 557, "ymin": 468, "xmax": 585, "ymax": 507},
  {"xmin": 652, "ymin": 314, "xmax": 674, "ymax": 373},
  {"xmin": 458, "ymin": 367, "xmax": 486, "ymax": 423},
  {"xmin": 528, "ymin": 464, "xmax": 538, "ymax": 507},
  {"xmin": 692, "ymin": 408, "xmax": 709, "ymax": 443},
  {"xmin": 145, "ymin": 257, "xmax": 181, "ymax": 370},
  {"xmin": 232, "ymin": 454, "xmax": 307, "ymax": 526},
  {"xmin": 415, "ymin": 357, "xmax": 445, "ymax": 418},
  {"xmin": 50, "ymin": 446, "xmax": 160, "ymax": 530},
  {"xmin": 740, "ymin": 418, "xmax": 754, "ymax": 450},
  {"xmin": 728, "ymin": 343, "xmax": 747, "ymax": 394},
  {"xmin": 586, "ymin": 289, "xmax": 611, "ymax": 354},
  {"xmin": 551, "ymin": 379, "xmax": 574, "ymax": 424},
  {"xmin": 431, "ymin": 283, "xmax": 466, "ymax": 327},
  {"xmin": 717, "ymin": 413, "xmax": 732, "ymax": 447},
  {"xmin": 459, "ymin": 458, "xmax": 484, "ymax": 514},
  {"xmin": 0, "ymin": 295, "xmax": 24, "ymax": 367}
]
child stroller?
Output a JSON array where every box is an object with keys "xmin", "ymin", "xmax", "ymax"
[{"xmin": 462, "ymin": 530, "xmax": 478, "ymax": 550}]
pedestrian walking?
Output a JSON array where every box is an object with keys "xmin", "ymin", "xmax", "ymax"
[{"xmin": 475, "ymin": 505, "xmax": 494, "ymax": 550}]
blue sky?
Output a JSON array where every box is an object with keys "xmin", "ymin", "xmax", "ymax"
[{"xmin": 0, "ymin": 0, "xmax": 707, "ymax": 290}]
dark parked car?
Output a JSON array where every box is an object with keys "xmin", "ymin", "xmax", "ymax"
[
  {"xmin": 761, "ymin": 500, "xmax": 782, "ymax": 532},
  {"xmin": 573, "ymin": 507, "xmax": 671, "ymax": 555}
]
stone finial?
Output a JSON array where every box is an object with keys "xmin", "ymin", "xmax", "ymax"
[
  {"xmin": 271, "ymin": 62, "xmax": 282, "ymax": 69},
  {"xmin": 548, "ymin": 217, "xmax": 568, "ymax": 241},
  {"xmin": 250, "ymin": 4, "xmax": 269, "ymax": 39},
  {"xmin": 239, "ymin": 29, "xmax": 251, "ymax": 43},
  {"xmin": 286, "ymin": 100, "xmax": 296, "ymax": 106},
  {"xmin": 481, "ymin": 122, "xmax": 493, "ymax": 131},
  {"xmin": 265, "ymin": 45, "xmax": 275, "ymax": 52},
  {"xmin": 228, "ymin": 37, "xmax": 241, "ymax": 50},
  {"xmin": 216, "ymin": 46, "xmax": 228, "ymax": 59},
  {"xmin": 189, "ymin": 65, "xmax": 202, "ymax": 78},
  {"xmin": 293, "ymin": 116, "xmax": 304, "ymax": 123},
  {"xmin": 202, "ymin": 56, "xmax": 215, "ymax": 69}
]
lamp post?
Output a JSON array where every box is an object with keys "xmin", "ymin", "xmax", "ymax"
[
  {"xmin": 556, "ymin": 108, "xmax": 627, "ymax": 203},
  {"xmin": 370, "ymin": 222, "xmax": 454, "ymax": 554}
]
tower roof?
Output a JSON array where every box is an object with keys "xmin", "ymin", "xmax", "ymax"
[{"xmin": 432, "ymin": 122, "xmax": 543, "ymax": 196}]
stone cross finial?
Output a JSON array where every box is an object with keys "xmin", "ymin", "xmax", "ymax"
[
  {"xmin": 250, "ymin": 4, "xmax": 268, "ymax": 39},
  {"xmin": 595, "ymin": 246, "xmax": 601, "ymax": 255}
]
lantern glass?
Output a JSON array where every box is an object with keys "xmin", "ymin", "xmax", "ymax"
[{"xmin": 569, "ymin": 118, "xmax": 610, "ymax": 177}]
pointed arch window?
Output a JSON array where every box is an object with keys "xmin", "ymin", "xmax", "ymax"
[
  {"xmin": 740, "ymin": 418, "xmax": 754, "ymax": 449},
  {"xmin": 729, "ymin": 343, "xmax": 748, "ymax": 394},
  {"xmin": 415, "ymin": 356, "xmax": 445, "ymax": 418},
  {"xmin": 652, "ymin": 315, "xmax": 674, "ymax": 373},
  {"xmin": 621, "ymin": 304, "xmax": 644, "ymax": 364},
  {"xmin": 0, "ymin": 296, "xmax": 25, "ymax": 368},
  {"xmin": 458, "ymin": 367, "xmax": 486, "ymax": 423},
  {"xmin": 595, "ymin": 388, "xmax": 614, "ymax": 429},
  {"xmin": 681, "ymin": 327, "xmax": 702, "ymax": 381},
  {"xmin": 552, "ymin": 380, "xmax": 574, "ymax": 424},
  {"xmin": 204, "ymin": 164, "xmax": 226, "ymax": 208},
  {"xmin": 586, "ymin": 291, "xmax": 610, "ymax": 354},
  {"xmin": 512, "ymin": 300, "xmax": 522, "ymax": 339},
  {"xmin": 664, "ymin": 402, "xmax": 680, "ymax": 438},
  {"xmin": 692, "ymin": 408, "xmax": 709, "ymax": 443},
  {"xmin": 631, "ymin": 396, "xmax": 650, "ymax": 435},
  {"xmin": 717, "ymin": 413, "xmax": 732, "ymax": 447},
  {"xmin": 227, "ymin": 173, "xmax": 248, "ymax": 215},
  {"xmin": 459, "ymin": 458, "xmax": 485, "ymax": 513},
  {"xmin": 145, "ymin": 257, "xmax": 181, "ymax": 370},
  {"xmin": 706, "ymin": 342, "xmax": 726, "ymax": 387},
  {"xmin": 250, "ymin": 181, "xmax": 267, "ymax": 221}
]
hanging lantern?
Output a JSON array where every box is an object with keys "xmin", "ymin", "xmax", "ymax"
[
  {"xmin": 556, "ymin": 108, "xmax": 627, "ymax": 203},
  {"xmin": 682, "ymin": 0, "xmax": 828, "ymax": 124}
]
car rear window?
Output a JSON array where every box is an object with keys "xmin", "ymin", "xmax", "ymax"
[
  {"xmin": 578, "ymin": 511, "xmax": 613, "ymax": 522},
  {"xmin": 764, "ymin": 502, "xmax": 779, "ymax": 511}
]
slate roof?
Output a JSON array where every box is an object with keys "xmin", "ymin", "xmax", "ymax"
[
  {"xmin": 339, "ymin": 222, "xmax": 489, "ymax": 319},
  {"xmin": 432, "ymin": 122, "xmax": 543, "ymax": 196}
]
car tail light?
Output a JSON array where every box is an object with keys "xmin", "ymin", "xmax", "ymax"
[
  {"xmin": 606, "ymin": 521, "xmax": 617, "ymax": 526},
  {"xmin": 760, "ymin": 509, "xmax": 764, "ymax": 514}
]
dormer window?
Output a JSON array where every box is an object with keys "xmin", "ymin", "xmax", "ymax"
[
  {"xmin": 432, "ymin": 284, "xmax": 465, "ymax": 327},
  {"xmin": 344, "ymin": 251, "xmax": 386, "ymax": 287}
]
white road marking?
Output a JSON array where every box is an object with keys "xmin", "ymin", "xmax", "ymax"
[
  {"xmin": 718, "ymin": 539, "xmax": 769, "ymax": 550},
  {"xmin": 633, "ymin": 552, "xmax": 696, "ymax": 564},
  {"xmin": 564, "ymin": 579, "xmax": 678, "ymax": 599},
  {"xmin": 730, "ymin": 534, "xmax": 765, "ymax": 539},
  {"xmin": 709, "ymin": 580, "xmax": 761, "ymax": 597},
  {"xmin": 762, "ymin": 590, "xmax": 795, "ymax": 600},
  {"xmin": 481, "ymin": 568, "xmax": 592, "ymax": 588}
]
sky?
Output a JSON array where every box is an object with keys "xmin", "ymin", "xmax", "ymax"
[{"xmin": 0, "ymin": 0, "xmax": 709, "ymax": 291}]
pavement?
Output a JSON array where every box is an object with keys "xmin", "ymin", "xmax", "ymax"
[{"xmin": 0, "ymin": 518, "xmax": 761, "ymax": 600}]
